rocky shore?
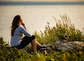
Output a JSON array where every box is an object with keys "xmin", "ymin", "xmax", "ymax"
[{"xmin": 4, "ymin": 40, "xmax": 84, "ymax": 53}]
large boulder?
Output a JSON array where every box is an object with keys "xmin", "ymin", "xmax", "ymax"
[{"xmin": 55, "ymin": 40, "xmax": 84, "ymax": 51}]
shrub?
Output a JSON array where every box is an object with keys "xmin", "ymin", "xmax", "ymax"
[
  {"xmin": 0, "ymin": 37, "xmax": 5, "ymax": 45},
  {"xmin": 34, "ymin": 14, "xmax": 84, "ymax": 45}
]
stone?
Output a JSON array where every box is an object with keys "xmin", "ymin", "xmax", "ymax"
[
  {"xmin": 5, "ymin": 44, "xmax": 11, "ymax": 47},
  {"xmin": 23, "ymin": 44, "xmax": 54, "ymax": 53},
  {"xmin": 55, "ymin": 40, "xmax": 84, "ymax": 51}
]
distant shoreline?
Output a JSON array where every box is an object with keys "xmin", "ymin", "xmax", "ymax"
[{"xmin": 0, "ymin": 2, "xmax": 84, "ymax": 5}]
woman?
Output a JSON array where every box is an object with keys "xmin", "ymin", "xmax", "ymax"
[{"xmin": 11, "ymin": 15, "xmax": 48, "ymax": 53}]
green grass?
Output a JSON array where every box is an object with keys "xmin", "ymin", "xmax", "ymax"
[
  {"xmin": 34, "ymin": 14, "xmax": 84, "ymax": 45},
  {"xmin": 0, "ymin": 43, "xmax": 84, "ymax": 61},
  {"xmin": 0, "ymin": 14, "xmax": 84, "ymax": 61}
]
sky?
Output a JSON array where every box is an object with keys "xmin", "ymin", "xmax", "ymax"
[{"xmin": 0, "ymin": 0, "xmax": 84, "ymax": 2}]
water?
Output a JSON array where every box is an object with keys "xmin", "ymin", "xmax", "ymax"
[{"xmin": 0, "ymin": 5, "xmax": 84, "ymax": 43}]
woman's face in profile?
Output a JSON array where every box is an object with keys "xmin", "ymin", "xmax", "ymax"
[{"xmin": 18, "ymin": 17, "xmax": 23, "ymax": 26}]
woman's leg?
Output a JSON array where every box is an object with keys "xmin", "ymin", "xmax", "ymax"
[
  {"xmin": 36, "ymin": 41, "xmax": 43, "ymax": 47},
  {"xmin": 31, "ymin": 38, "xmax": 43, "ymax": 53},
  {"xmin": 31, "ymin": 39, "xmax": 37, "ymax": 53},
  {"xmin": 14, "ymin": 36, "xmax": 44, "ymax": 53}
]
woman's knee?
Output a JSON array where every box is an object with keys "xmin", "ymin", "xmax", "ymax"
[{"xmin": 32, "ymin": 35, "xmax": 36, "ymax": 39}]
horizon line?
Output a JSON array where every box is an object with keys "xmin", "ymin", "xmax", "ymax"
[{"xmin": 0, "ymin": 2, "xmax": 84, "ymax": 5}]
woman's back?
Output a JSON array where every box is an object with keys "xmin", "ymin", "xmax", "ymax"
[{"xmin": 11, "ymin": 25, "xmax": 32, "ymax": 46}]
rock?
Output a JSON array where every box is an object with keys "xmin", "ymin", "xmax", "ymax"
[
  {"xmin": 0, "ymin": 43, "xmax": 54, "ymax": 54},
  {"xmin": 5, "ymin": 44, "xmax": 11, "ymax": 47},
  {"xmin": 55, "ymin": 40, "xmax": 84, "ymax": 51},
  {"xmin": 22, "ymin": 44, "xmax": 33, "ymax": 53},
  {"xmin": 22, "ymin": 44, "xmax": 54, "ymax": 53},
  {"xmin": 5, "ymin": 44, "xmax": 14, "ymax": 51}
]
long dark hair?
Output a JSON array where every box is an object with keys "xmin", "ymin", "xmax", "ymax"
[{"xmin": 11, "ymin": 15, "xmax": 22, "ymax": 36}]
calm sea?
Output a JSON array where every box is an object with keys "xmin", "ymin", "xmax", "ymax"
[{"xmin": 0, "ymin": 5, "xmax": 84, "ymax": 43}]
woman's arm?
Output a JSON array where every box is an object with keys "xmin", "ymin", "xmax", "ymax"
[
  {"xmin": 21, "ymin": 23, "xmax": 27, "ymax": 30},
  {"xmin": 19, "ymin": 25, "xmax": 32, "ymax": 37}
]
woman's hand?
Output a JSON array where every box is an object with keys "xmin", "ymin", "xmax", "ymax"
[
  {"xmin": 21, "ymin": 23, "xmax": 25, "ymax": 26},
  {"xmin": 21, "ymin": 23, "xmax": 26, "ymax": 30}
]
